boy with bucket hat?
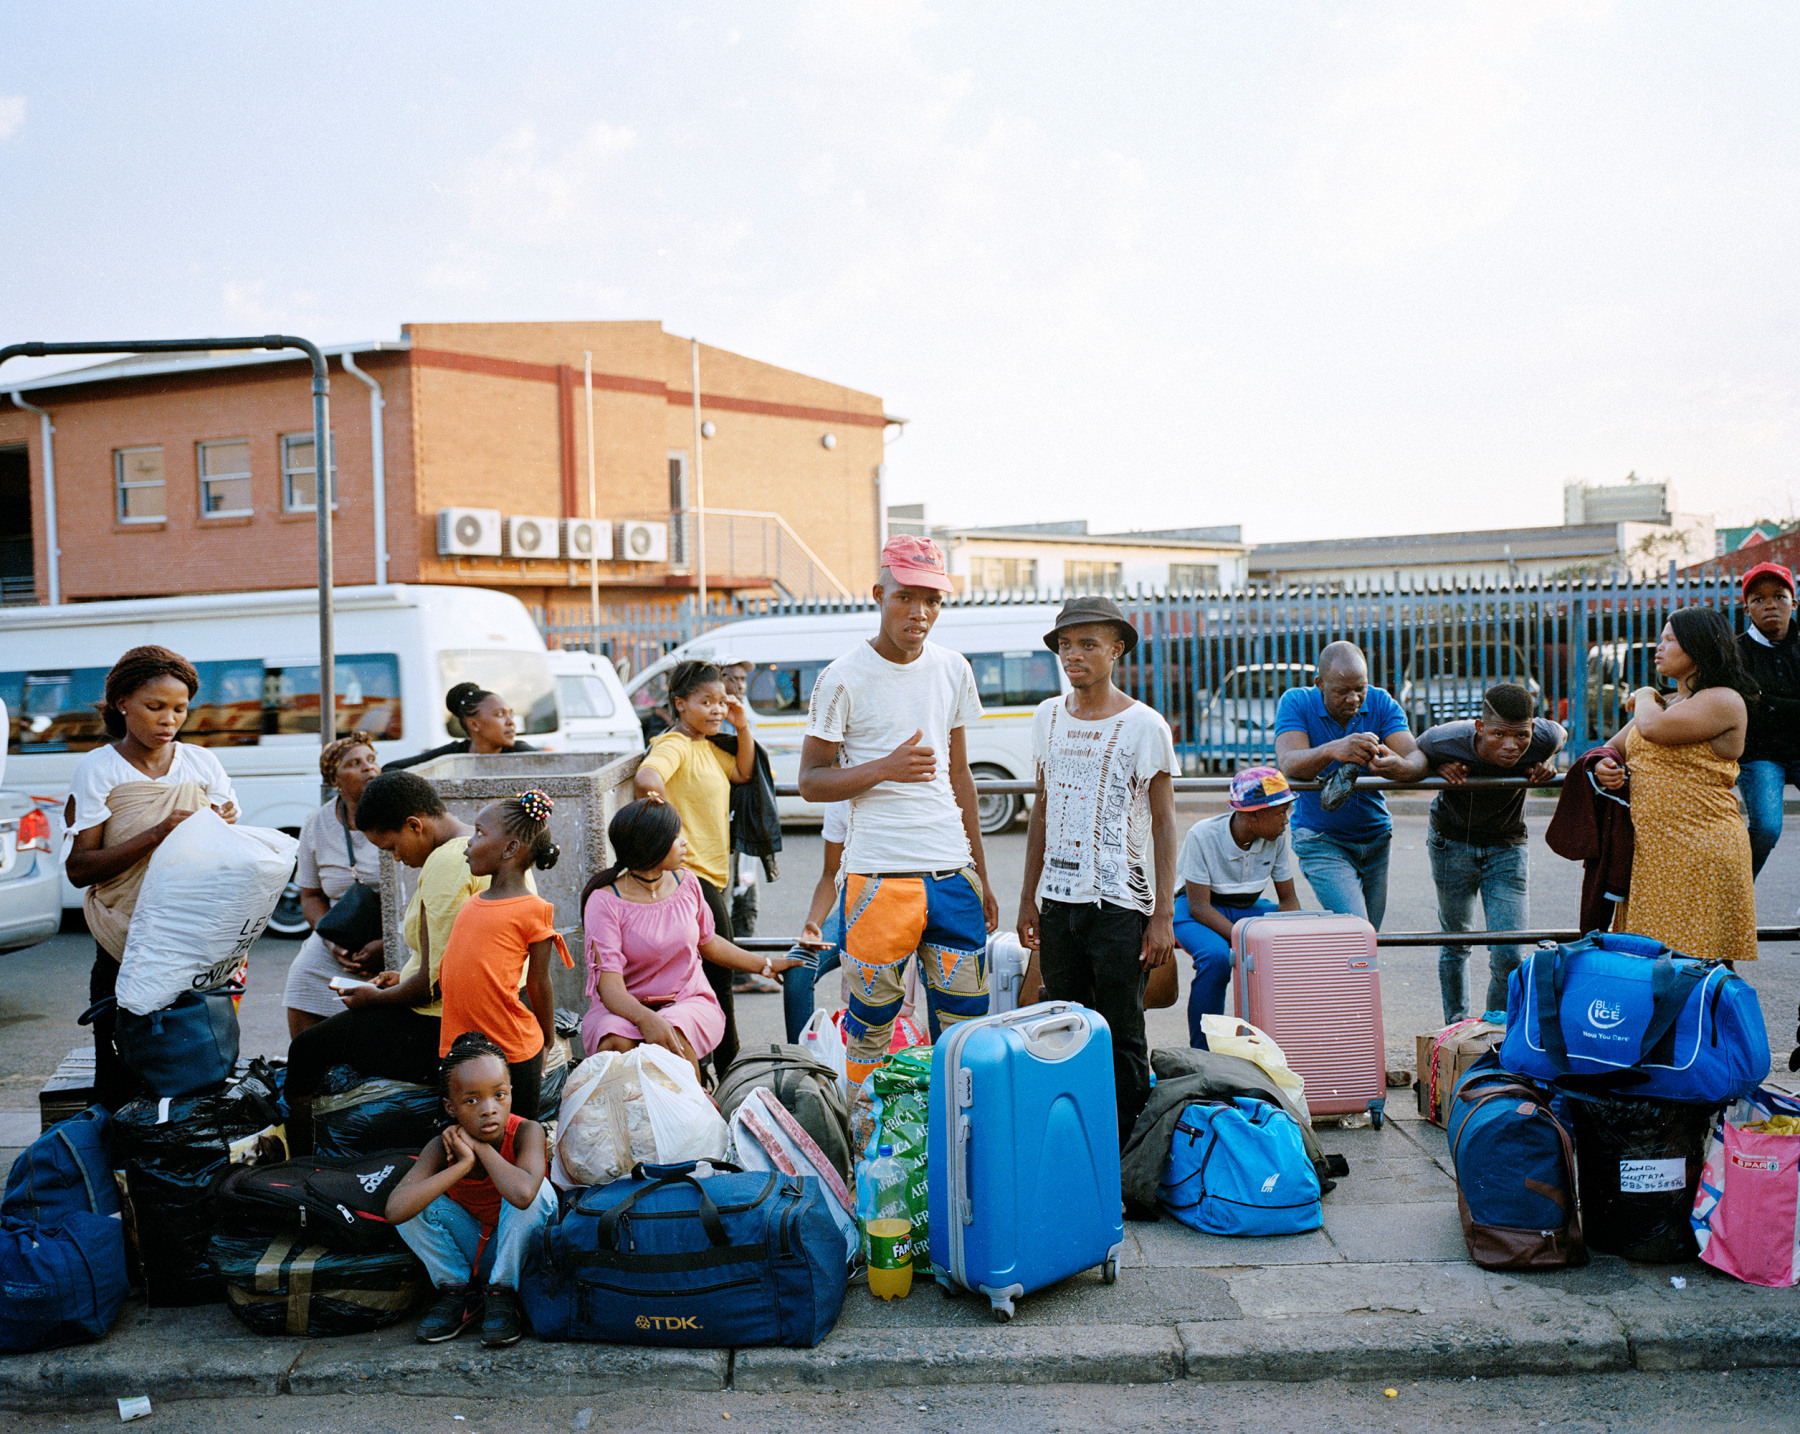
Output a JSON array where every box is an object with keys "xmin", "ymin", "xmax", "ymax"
[
  {"xmin": 1017, "ymin": 595, "xmax": 1178, "ymax": 1152},
  {"xmin": 1170, "ymin": 766, "xmax": 1302, "ymax": 1044},
  {"xmin": 798, "ymin": 536, "xmax": 996, "ymax": 1090}
]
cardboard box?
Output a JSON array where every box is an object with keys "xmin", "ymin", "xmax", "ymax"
[{"xmin": 1414, "ymin": 1021, "xmax": 1506, "ymax": 1126}]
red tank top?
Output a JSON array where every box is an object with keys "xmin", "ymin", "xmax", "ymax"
[{"xmin": 445, "ymin": 1114, "xmax": 524, "ymax": 1234}]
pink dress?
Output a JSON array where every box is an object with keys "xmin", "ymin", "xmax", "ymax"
[{"xmin": 582, "ymin": 872, "xmax": 727, "ymax": 1058}]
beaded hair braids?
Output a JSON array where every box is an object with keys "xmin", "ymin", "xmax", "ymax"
[
  {"xmin": 499, "ymin": 789, "xmax": 560, "ymax": 869},
  {"xmin": 440, "ymin": 1030, "xmax": 509, "ymax": 1100}
]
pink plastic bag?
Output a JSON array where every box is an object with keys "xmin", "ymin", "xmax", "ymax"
[{"xmin": 1691, "ymin": 1088, "xmax": 1800, "ymax": 1287}]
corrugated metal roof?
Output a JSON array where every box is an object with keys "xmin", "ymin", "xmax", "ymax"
[
  {"xmin": 2, "ymin": 340, "xmax": 409, "ymax": 396},
  {"xmin": 1249, "ymin": 523, "xmax": 1621, "ymax": 570}
]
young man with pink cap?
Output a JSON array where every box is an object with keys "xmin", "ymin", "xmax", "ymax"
[
  {"xmin": 798, "ymin": 536, "xmax": 996, "ymax": 1089},
  {"xmin": 1736, "ymin": 560, "xmax": 1800, "ymax": 875},
  {"xmin": 1171, "ymin": 766, "xmax": 1302, "ymax": 1044}
]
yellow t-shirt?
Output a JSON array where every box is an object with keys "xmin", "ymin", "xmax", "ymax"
[
  {"xmin": 396, "ymin": 836, "xmax": 535, "ymax": 1017},
  {"xmin": 642, "ymin": 730, "xmax": 736, "ymax": 889}
]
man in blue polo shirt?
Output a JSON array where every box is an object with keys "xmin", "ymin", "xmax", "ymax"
[{"xmin": 1274, "ymin": 641, "xmax": 1419, "ymax": 928}]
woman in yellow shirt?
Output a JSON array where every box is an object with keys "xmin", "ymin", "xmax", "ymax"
[{"xmin": 633, "ymin": 660, "xmax": 757, "ymax": 1071}]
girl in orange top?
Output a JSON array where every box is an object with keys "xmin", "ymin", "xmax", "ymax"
[{"xmin": 436, "ymin": 790, "xmax": 572, "ymax": 1118}]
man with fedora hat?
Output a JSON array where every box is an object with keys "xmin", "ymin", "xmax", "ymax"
[
  {"xmin": 1737, "ymin": 560, "xmax": 1800, "ymax": 875},
  {"xmin": 1017, "ymin": 595, "xmax": 1177, "ymax": 1151}
]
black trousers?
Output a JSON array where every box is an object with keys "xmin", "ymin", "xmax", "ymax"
[
  {"xmin": 695, "ymin": 876, "xmax": 739, "ymax": 1076},
  {"xmin": 88, "ymin": 945, "xmax": 137, "ymax": 1111},
  {"xmin": 1037, "ymin": 899, "xmax": 1152, "ymax": 1148},
  {"xmin": 286, "ymin": 1004, "xmax": 443, "ymax": 1102}
]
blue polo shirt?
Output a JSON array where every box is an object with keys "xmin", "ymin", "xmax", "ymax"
[{"xmin": 1273, "ymin": 684, "xmax": 1409, "ymax": 843}]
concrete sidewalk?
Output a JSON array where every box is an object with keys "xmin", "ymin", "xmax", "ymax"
[{"xmin": 7, "ymin": 1106, "xmax": 1800, "ymax": 1413}]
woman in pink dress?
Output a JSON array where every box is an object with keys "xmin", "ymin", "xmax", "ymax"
[{"xmin": 579, "ymin": 796, "xmax": 801, "ymax": 1081}]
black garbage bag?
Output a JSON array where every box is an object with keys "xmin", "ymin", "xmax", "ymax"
[
  {"xmin": 1567, "ymin": 1091, "xmax": 1719, "ymax": 1263},
  {"xmin": 311, "ymin": 1074, "xmax": 444, "ymax": 1161},
  {"xmin": 112, "ymin": 1072, "xmax": 285, "ymax": 1305},
  {"xmin": 210, "ymin": 1231, "xmax": 426, "ymax": 1336}
]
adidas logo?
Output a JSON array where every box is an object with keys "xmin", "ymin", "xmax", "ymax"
[{"xmin": 356, "ymin": 1164, "xmax": 396, "ymax": 1194}]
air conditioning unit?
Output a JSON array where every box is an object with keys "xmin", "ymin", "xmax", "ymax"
[
  {"xmin": 502, "ymin": 514, "xmax": 560, "ymax": 559},
  {"xmin": 437, "ymin": 507, "xmax": 502, "ymax": 557},
  {"xmin": 614, "ymin": 520, "xmax": 669, "ymax": 563},
  {"xmin": 562, "ymin": 518, "xmax": 614, "ymax": 561}
]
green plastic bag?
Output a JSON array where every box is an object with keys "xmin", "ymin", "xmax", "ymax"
[{"xmin": 852, "ymin": 1046, "xmax": 933, "ymax": 1271}]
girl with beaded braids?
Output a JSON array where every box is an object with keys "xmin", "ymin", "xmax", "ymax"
[
  {"xmin": 63, "ymin": 645, "xmax": 239, "ymax": 1108},
  {"xmin": 434, "ymin": 790, "xmax": 573, "ymax": 1118},
  {"xmin": 384, "ymin": 682, "xmax": 539, "ymax": 771}
]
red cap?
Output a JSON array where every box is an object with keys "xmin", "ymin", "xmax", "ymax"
[
  {"xmin": 1742, "ymin": 561, "xmax": 1795, "ymax": 597},
  {"xmin": 879, "ymin": 534, "xmax": 953, "ymax": 593}
]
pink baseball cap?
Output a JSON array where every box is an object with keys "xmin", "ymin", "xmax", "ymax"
[{"xmin": 879, "ymin": 534, "xmax": 953, "ymax": 593}]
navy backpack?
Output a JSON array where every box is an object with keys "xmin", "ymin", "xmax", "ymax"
[
  {"xmin": 3, "ymin": 1106, "xmax": 118, "ymax": 1225},
  {"xmin": 1447, "ymin": 1054, "xmax": 1586, "ymax": 1270},
  {"xmin": 1499, "ymin": 932, "xmax": 1768, "ymax": 1105},
  {"xmin": 0, "ymin": 1212, "xmax": 130, "ymax": 1352}
]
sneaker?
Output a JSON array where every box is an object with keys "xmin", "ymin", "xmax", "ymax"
[
  {"xmin": 732, "ymin": 972, "xmax": 782, "ymax": 994},
  {"xmin": 480, "ymin": 1285, "xmax": 524, "ymax": 1347},
  {"xmin": 416, "ymin": 1285, "xmax": 479, "ymax": 1343}
]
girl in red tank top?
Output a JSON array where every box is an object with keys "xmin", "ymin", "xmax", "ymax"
[{"xmin": 386, "ymin": 1032, "xmax": 554, "ymax": 1347}]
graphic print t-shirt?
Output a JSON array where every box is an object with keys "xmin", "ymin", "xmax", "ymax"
[{"xmin": 1031, "ymin": 697, "xmax": 1177, "ymax": 914}]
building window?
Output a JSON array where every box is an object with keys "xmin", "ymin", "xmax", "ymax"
[
  {"xmin": 1063, "ymin": 560, "xmax": 1123, "ymax": 592},
  {"xmin": 114, "ymin": 447, "xmax": 166, "ymax": 523},
  {"xmin": 281, "ymin": 432, "xmax": 338, "ymax": 512},
  {"xmin": 668, "ymin": 451, "xmax": 689, "ymax": 567},
  {"xmin": 968, "ymin": 556, "xmax": 1038, "ymax": 591},
  {"xmin": 197, "ymin": 439, "xmax": 253, "ymax": 517},
  {"xmin": 1169, "ymin": 563, "xmax": 1220, "ymax": 591}
]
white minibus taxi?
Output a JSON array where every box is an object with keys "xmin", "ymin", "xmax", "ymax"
[
  {"xmin": 545, "ymin": 649, "xmax": 644, "ymax": 761},
  {"xmin": 623, "ymin": 604, "xmax": 1067, "ymax": 834},
  {"xmin": 0, "ymin": 584, "xmax": 570, "ymax": 924}
]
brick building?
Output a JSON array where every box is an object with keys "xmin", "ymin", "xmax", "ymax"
[{"xmin": 0, "ymin": 321, "xmax": 894, "ymax": 614}]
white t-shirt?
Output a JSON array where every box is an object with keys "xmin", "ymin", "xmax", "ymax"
[
  {"xmin": 63, "ymin": 742, "xmax": 236, "ymax": 856},
  {"xmin": 1177, "ymin": 811, "xmax": 1295, "ymax": 902},
  {"xmin": 821, "ymin": 801, "xmax": 849, "ymax": 846},
  {"xmin": 805, "ymin": 639, "xmax": 982, "ymax": 874},
  {"xmin": 296, "ymin": 797, "xmax": 384, "ymax": 902},
  {"xmin": 1032, "ymin": 697, "xmax": 1177, "ymax": 914}
]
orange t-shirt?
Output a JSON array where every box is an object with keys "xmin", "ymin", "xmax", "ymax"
[{"xmin": 436, "ymin": 893, "xmax": 572, "ymax": 1063}]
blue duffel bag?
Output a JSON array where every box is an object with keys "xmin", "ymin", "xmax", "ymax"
[
  {"xmin": 521, "ymin": 1161, "xmax": 847, "ymax": 1347},
  {"xmin": 1498, "ymin": 932, "xmax": 1768, "ymax": 1105},
  {"xmin": 0, "ymin": 1212, "xmax": 130, "ymax": 1353},
  {"xmin": 1447, "ymin": 1054, "xmax": 1586, "ymax": 1270},
  {"xmin": 1157, "ymin": 1097, "xmax": 1322, "ymax": 1236},
  {"xmin": 3, "ymin": 1106, "xmax": 118, "ymax": 1225}
]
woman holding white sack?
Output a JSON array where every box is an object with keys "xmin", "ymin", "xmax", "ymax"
[
  {"xmin": 63, "ymin": 645, "xmax": 238, "ymax": 1108},
  {"xmin": 281, "ymin": 732, "xmax": 385, "ymax": 1038}
]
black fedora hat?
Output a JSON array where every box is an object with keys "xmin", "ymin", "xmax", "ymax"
[{"xmin": 1043, "ymin": 595, "xmax": 1138, "ymax": 655}]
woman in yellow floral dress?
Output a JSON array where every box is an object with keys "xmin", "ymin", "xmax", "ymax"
[{"xmin": 1594, "ymin": 606, "xmax": 1758, "ymax": 965}]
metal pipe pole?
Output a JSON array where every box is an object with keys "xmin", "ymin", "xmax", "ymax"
[
  {"xmin": 584, "ymin": 351, "xmax": 599, "ymax": 647},
  {"xmin": 691, "ymin": 337, "xmax": 706, "ymax": 614},
  {"xmin": 7, "ymin": 392, "xmax": 57, "ymax": 603}
]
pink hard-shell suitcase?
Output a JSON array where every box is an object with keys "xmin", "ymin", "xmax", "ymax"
[{"xmin": 1230, "ymin": 911, "xmax": 1388, "ymax": 1127}]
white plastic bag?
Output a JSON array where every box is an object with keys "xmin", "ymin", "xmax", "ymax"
[
  {"xmin": 550, "ymin": 1044, "xmax": 728, "ymax": 1190},
  {"xmin": 1198, "ymin": 1013, "xmax": 1310, "ymax": 1121},
  {"xmin": 798, "ymin": 1007, "xmax": 848, "ymax": 1088},
  {"xmin": 117, "ymin": 809, "xmax": 298, "ymax": 1016}
]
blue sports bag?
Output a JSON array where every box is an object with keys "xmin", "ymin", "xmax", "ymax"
[
  {"xmin": 521, "ymin": 1161, "xmax": 847, "ymax": 1347},
  {"xmin": 2, "ymin": 1106, "xmax": 118, "ymax": 1225},
  {"xmin": 0, "ymin": 1212, "xmax": 129, "ymax": 1353},
  {"xmin": 1499, "ymin": 932, "xmax": 1768, "ymax": 1105},
  {"xmin": 1157, "ymin": 1097, "xmax": 1322, "ymax": 1237}
]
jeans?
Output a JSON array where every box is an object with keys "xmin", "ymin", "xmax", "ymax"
[
  {"xmin": 1292, "ymin": 830, "xmax": 1391, "ymax": 930},
  {"xmin": 1171, "ymin": 892, "xmax": 1278, "ymax": 1045},
  {"xmin": 1038, "ymin": 899, "xmax": 1151, "ymax": 1147},
  {"xmin": 782, "ymin": 908, "xmax": 844, "ymax": 1045},
  {"xmin": 1428, "ymin": 832, "xmax": 1529, "ymax": 1023},
  {"xmin": 396, "ymin": 1178, "xmax": 558, "ymax": 1291},
  {"xmin": 1738, "ymin": 759, "xmax": 1800, "ymax": 877},
  {"xmin": 695, "ymin": 877, "xmax": 739, "ymax": 1074}
]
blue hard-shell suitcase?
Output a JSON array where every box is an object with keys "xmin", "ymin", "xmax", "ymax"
[{"xmin": 928, "ymin": 1002, "xmax": 1126, "ymax": 1320}]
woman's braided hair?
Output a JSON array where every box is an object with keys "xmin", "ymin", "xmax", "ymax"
[
  {"xmin": 498, "ymin": 788, "xmax": 560, "ymax": 870},
  {"xmin": 440, "ymin": 1030, "xmax": 509, "ymax": 1100},
  {"xmin": 98, "ymin": 645, "xmax": 200, "ymax": 739}
]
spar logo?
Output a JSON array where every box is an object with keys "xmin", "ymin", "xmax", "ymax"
[
  {"xmin": 1731, "ymin": 1152, "xmax": 1781, "ymax": 1173},
  {"xmin": 1586, "ymin": 998, "xmax": 1625, "ymax": 1030}
]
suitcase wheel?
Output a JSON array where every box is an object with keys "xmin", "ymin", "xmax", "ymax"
[
  {"xmin": 1367, "ymin": 1098, "xmax": 1386, "ymax": 1130},
  {"xmin": 1102, "ymin": 1255, "xmax": 1119, "ymax": 1285},
  {"xmin": 990, "ymin": 1300, "xmax": 1014, "ymax": 1323}
]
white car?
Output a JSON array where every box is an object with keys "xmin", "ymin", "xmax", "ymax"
[
  {"xmin": 0, "ymin": 790, "xmax": 60, "ymax": 954},
  {"xmin": 545, "ymin": 650, "xmax": 644, "ymax": 761},
  {"xmin": 1195, "ymin": 663, "xmax": 1316, "ymax": 772}
]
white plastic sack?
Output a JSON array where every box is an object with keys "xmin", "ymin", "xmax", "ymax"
[
  {"xmin": 117, "ymin": 809, "xmax": 298, "ymax": 1016},
  {"xmin": 798, "ymin": 1007, "xmax": 848, "ymax": 1089},
  {"xmin": 1198, "ymin": 1013, "xmax": 1310, "ymax": 1122},
  {"xmin": 549, "ymin": 1043, "xmax": 728, "ymax": 1190}
]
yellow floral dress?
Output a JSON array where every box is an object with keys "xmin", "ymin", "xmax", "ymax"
[{"xmin": 1617, "ymin": 724, "xmax": 1756, "ymax": 963}]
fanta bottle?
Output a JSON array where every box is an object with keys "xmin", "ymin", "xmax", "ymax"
[{"xmin": 858, "ymin": 1144, "xmax": 914, "ymax": 1299}]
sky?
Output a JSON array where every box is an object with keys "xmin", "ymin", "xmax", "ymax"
[{"xmin": 1, "ymin": 0, "xmax": 1796, "ymax": 545}]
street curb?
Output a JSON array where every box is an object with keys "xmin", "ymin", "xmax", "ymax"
[
  {"xmin": 733, "ymin": 1324, "xmax": 1184, "ymax": 1390},
  {"xmin": 1625, "ymin": 1306, "xmax": 1800, "ymax": 1372},
  {"xmin": 287, "ymin": 1338, "xmax": 728, "ymax": 1397},
  {"xmin": 0, "ymin": 1343, "xmax": 292, "ymax": 1413},
  {"xmin": 1177, "ymin": 1310, "xmax": 1629, "ymax": 1383}
]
